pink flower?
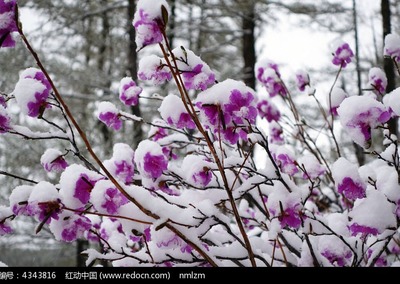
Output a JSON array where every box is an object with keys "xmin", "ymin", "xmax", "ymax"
[
  {"xmin": 119, "ymin": 77, "xmax": 142, "ymax": 106},
  {"xmin": 332, "ymin": 40, "xmax": 354, "ymax": 68},
  {"xmin": 50, "ymin": 212, "xmax": 92, "ymax": 242},
  {"xmin": 132, "ymin": 0, "xmax": 169, "ymax": 50},
  {"xmin": 103, "ymin": 143, "xmax": 135, "ymax": 185},
  {"xmin": 158, "ymin": 94, "xmax": 195, "ymax": 129},
  {"xmin": 257, "ymin": 99, "xmax": 280, "ymax": 122},
  {"xmin": 97, "ymin": 101, "xmax": 122, "ymax": 131},
  {"xmin": 0, "ymin": 0, "xmax": 17, "ymax": 48}
]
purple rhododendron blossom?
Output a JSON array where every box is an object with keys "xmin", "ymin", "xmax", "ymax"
[
  {"xmin": 27, "ymin": 91, "xmax": 50, "ymax": 117},
  {"xmin": 182, "ymin": 64, "xmax": 215, "ymax": 91},
  {"xmin": 60, "ymin": 214, "xmax": 92, "ymax": 242},
  {"xmin": 159, "ymin": 94, "xmax": 195, "ymax": 129},
  {"xmin": 196, "ymin": 81, "xmax": 258, "ymax": 144},
  {"xmin": 192, "ymin": 167, "xmax": 212, "ymax": 187},
  {"xmin": 257, "ymin": 99, "xmax": 280, "ymax": 122},
  {"xmin": 224, "ymin": 89, "xmax": 258, "ymax": 125},
  {"xmin": 269, "ymin": 122, "xmax": 284, "ymax": 145},
  {"xmin": 256, "ymin": 60, "xmax": 286, "ymax": 97},
  {"xmin": 73, "ymin": 174, "xmax": 97, "ymax": 204},
  {"xmin": 337, "ymin": 177, "xmax": 366, "ymax": 200},
  {"xmin": 275, "ymin": 153, "xmax": 299, "ymax": 176},
  {"xmin": 119, "ymin": 77, "xmax": 142, "ymax": 106},
  {"xmin": 138, "ymin": 55, "xmax": 172, "ymax": 85},
  {"xmin": 0, "ymin": 206, "xmax": 12, "ymax": 235},
  {"xmin": 41, "ymin": 149, "xmax": 68, "ymax": 173},
  {"xmin": 21, "ymin": 68, "xmax": 52, "ymax": 92},
  {"xmin": 102, "ymin": 187, "xmax": 129, "ymax": 215},
  {"xmin": 143, "ymin": 152, "xmax": 168, "ymax": 179},
  {"xmin": 295, "ymin": 70, "xmax": 310, "ymax": 92},
  {"xmin": 0, "ymin": 106, "xmax": 10, "ymax": 133},
  {"xmin": 115, "ymin": 160, "xmax": 134, "ymax": 184},
  {"xmin": 0, "ymin": 0, "xmax": 17, "ymax": 48},
  {"xmin": 349, "ymin": 223, "xmax": 379, "ymax": 238},
  {"xmin": 338, "ymin": 96, "xmax": 390, "ymax": 147},
  {"xmin": 384, "ymin": 33, "xmax": 400, "ymax": 62},
  {"xmin": 368, "ymin": 67, "xmax": 387, "ymax": 95},
  {"xmin": 132, "ymin": 0, "xmax": 169, "ymax": 50},
  {"xmin": 278, "ymin": 205, "xmax": 302, "ymax": 229},
  {"xmin": 26, "ymin": 200, "xmax": 62, "ymax": 224},
  {"xmin": 332, "ymin": 40, "xmax": 354, "ymax": 68},
  {"xmin": 321, "ymin": 249, "xmax": 352, "ymax": 267},
  {"xmin": 97, "ymin": 102, "xmax": 122, "ymax": 131}
]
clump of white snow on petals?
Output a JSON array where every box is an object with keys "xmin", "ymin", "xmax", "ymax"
[{"xmin": 349, "ymin": 190, "xmax": 396, "ymax": 234}]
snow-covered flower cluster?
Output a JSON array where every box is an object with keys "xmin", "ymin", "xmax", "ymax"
[
  {"xmin": 0, "ymin": 0, "xmax": 17, "ymax": 48},
  {"xmin": 3, "ymin": 0, "xmax": 400, "ymax": 268}
]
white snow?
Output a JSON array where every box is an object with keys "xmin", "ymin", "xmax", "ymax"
[{"xmin": 349, "ymin": 190, "xmax": 396, "ymax": 234}]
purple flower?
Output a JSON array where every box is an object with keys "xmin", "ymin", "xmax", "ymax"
[
  {"xmin": 337, "ymin": 96, "xmax": 390, "ymax": 147},
  {"xmin": 143, "ymin": 152, "xmax": 168, "ymax": 179},
  {"xmin": 384, "ymin": 33, "xmax": 400, "ymax": 62},
  {"xmin": 332, "ymin": 40, "xmax": 354, "ymax": 68},
  {"xmin": 278, "ymin": 204, "xmax": 302, "ymax": 229},
  {"xmin": 192, "ymin": 167, "xmax": 212, "ymax": 187},
  {"xmin": 257, "ymin": 99, "xmax": 280, "ymax": 122},
  {"xmin": 97, "ymin": 101, "xmax": 122, "ymax": 131},
  {"xmin": 337, "ymin": 177, "xmax": 366, "ymax": 200},
  {"xmin": 368, "ymin": 67, "xmax": 387, "ymax": 95},
  {"xmin": 0, "ymin": 106, "xmax": 10, "ymax": 133},
  {"xmin": 20, "ymin": 68, "xmax": 52, "ymax": 92},
  {"xmin": 224, "ymin": 89, "xmax": 258, "ymax": 125},
  {"xmin": 149, "ymin": 126, "xmax": 168, "ymax": 141},
  {"xmin": 0, "ymin": 206, "xmax": 12, "ymax": 236},
  {"xmin": 275, "ymin": 153, "xmax": 298, "ymax": 176},
  {"xmin": 349, "ymin": 223, "xmax": 379, "ymax": 238},
  {"xmin": 138, "ymin": 55, "xmax": 172, "ymax": 85},
  {"xmin": 269, "ymin": 122, "xmax": 284, "ymax": 144},
  {"xmin": 133, "ymin": 0, "xmax": 169, "ymax": 50},
  {"xmin": 182, "ymin": 64, "xmax": 215, "ymax": 91},
  {"xmin": 0, "ymin": 96, "xmax": 6, "ymax": 108},
  {"xmin": 58, "ymin": 213, "xmax": 92, "ymax": 242},
  {"xmin": 256, "ymin": 60, "xmax": 286, "ymax": 97},
  {"xmin": 159, "ymin": 94, "xmax": 195, "ymax": 129},
  {"xmin": 73, "ymin": 174, "xmax": 97, "ymax": 205},
  {"xmin": 0, "ymin": 0, "xmax": 17, "ymax": 48},
  {"xmin": 26, "ymin": 181, "xmax": 62, "ymax": 223},
  {"xmin": 40, "ymin": 149, "xmax": 68, "ymax": 173},
  {"xmin": 119, "ymin": 77, "xmax": 142, "ymax": 106},
  {"xmin": 295, "ymin": 70, "xmax": 310, "ymax": 92},
  {"xmin": 321, "ymin": 249, "xmax": 352, "ymax": 267},
  {"xmin": 102, "ymin": 187, "xmax": 129, "ymax": 215}
]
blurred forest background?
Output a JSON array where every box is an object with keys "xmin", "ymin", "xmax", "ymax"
[{"xmin": 0, "ymin": 0, "xmax": 397, "ymax": 267}]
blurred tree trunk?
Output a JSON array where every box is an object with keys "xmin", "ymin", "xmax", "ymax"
[
  {"xmin": 382, "ymin": 0, "xmax": 398, "ymax": 137},
  {"xmin": 241, "ymin": 2, "xmax": 256, "ymax": 90},
  {"xmin": 128, "ymin": 0, "xmax": 143, "ymax": 149},
  {"xmin": 352, "ymin": 0, "xmax": 365, "ymax": 166}
]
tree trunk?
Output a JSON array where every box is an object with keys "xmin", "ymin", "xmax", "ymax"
[
  {"xmin": 128, "ymin": 0, "xmax": 143, "ymax": 149},
  {"xmin": 242, "ymin": 2, "xmax": 256, "ymax": 90},
  {"xmin": 382, "ymin": 0, "xmax": 398, "ymax": 136},
  {"xmin": 352, "ymin": 0, "xmax": 365, "ymax": 166}
]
